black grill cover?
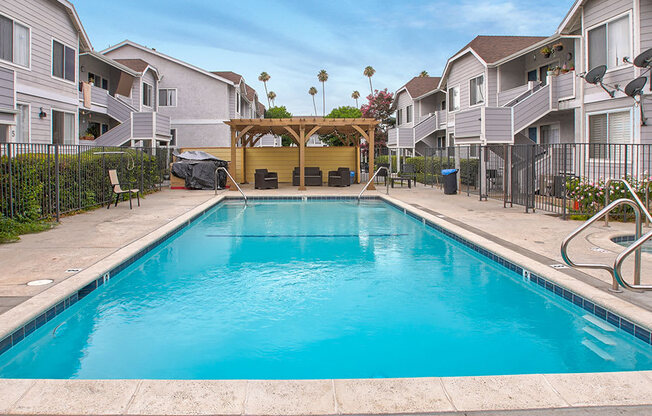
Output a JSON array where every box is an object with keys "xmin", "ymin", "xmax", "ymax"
[{"xmin": 171, "ymin": 151, "xmax": 229, "ymax": 190}]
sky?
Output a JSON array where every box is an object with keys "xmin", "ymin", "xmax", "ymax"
[{"xmin": 75, "ymin": 0, "xmax": 576, "ymax": 116}]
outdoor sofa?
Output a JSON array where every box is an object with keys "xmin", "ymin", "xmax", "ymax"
[{"xmin": 292, "ymin": 167, "xmax": 323, "ymax": 186}]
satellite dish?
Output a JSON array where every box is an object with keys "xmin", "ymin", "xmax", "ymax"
[
  {"xmin": 584, "ymin": 65, "xmax": 607, "ymax": 84},
  {"xmin": 625, "ymin": 76, "xmax": 647, "ymax": 97},
  {"xmin": 633, "ymin": 48, "xmax": 652, "ymax": 68}
]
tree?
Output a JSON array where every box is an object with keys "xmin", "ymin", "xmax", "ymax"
[
  {"xmin": 360, "ymin": 88, "xmax": 394, "ymax": 151},
  {"xmin": 308, "ymin": 87, "xmax": 318, "ymax": 116},
  {"xmin": 363, "ymin": 66, "xmax": 375, "ymax": 95},
  {"xmin": 267, "ymin": 91, "xmax": 276, "ymax": 107},
  {"xmin": 258, "ymin": 72, "xmax": 271, "ymax": 107},
  {"xmin": 419, "ymin": 70, "xmax": 429, "ymax": 77},
  {"xmin": 351, "ymin": 90, "xmax": 360, "ymax": 107},
  {"xmin": 317, "ymin": 69, "xmax": 328, "ymax": 116},
  {"xmin": 264, "ymin": 106, "xmax": 293, "ymax": 146},
  {"xmin": 319, "ymin": 106, "xmax": 362, "ymax": 146}
]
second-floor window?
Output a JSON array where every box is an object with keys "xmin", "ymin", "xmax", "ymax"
[
  {"xmin": 159, "ymin": 88, "xmax": 177, "ymax": 107},
  {"xmin": 88, "ymin": 73, "xmax": 108, "ymax": 90},
  {"xmin": 142, "ymin": 83, "xmax": 153, "ymax": 107},
  {"xmin": 448, "ymin": 86, "xmax": 460, "ymax": 112},
  {"xmin": 406, "ymin": 105, "xmax": 412, "ymax": 123},
  {"xmin": 52, "ymin": 40, "xmax": 75, "ymax": 82},
  {"xmin": 470, "ymin": 75, "xmax": 484, "ymax": 106},
  {"xmin": 0, "ymin": 14, "xmax": 30, "ymax": 67},
  {"xmin": 588, "ymin": 15, "xmax": 630, "ymax": 70},
  {"xmin": 397, "ymin": 109, "xmax": 403, "ymax": 125}
]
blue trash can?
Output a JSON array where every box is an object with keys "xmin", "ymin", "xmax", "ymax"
[
  {"xmin": 441, "ymin": 169, "xmax": 458, "ymax": 194},
  {"xmin": 350, "ymin": 171, "xmax": 355, "ymax": 185}
]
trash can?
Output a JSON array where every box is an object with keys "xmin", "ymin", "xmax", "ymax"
[
  {"xmin": 350, "ymin": 171, "xmax": 355, "ymax": 185},
  {"xmin": 442, "ymin": 169, "xmax": 458, "ymax": 195}
]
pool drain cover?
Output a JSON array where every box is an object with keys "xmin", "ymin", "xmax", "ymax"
[
  {"xmin": 65, "ymin": 268, "xmax": 82, "ymax": 273},
  {"xmin": 550, "ymin": 264, "xmax": 569, "ymax": 270},
  {"xmin": 27, "ymin": 279, "xmax": 54, "ymax": 286}
]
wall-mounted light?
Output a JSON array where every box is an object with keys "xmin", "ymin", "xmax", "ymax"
[
  {"xmin": 80, "ymin": 65, "xmax": 85, "ymax": 73},
  {"xmin": 38, "ymin": 108, "xmax": 47, "ymax": 119}
]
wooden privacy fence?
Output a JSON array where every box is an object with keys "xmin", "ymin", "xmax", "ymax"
[{"xmin": 181, "ymin": 147, "xmax": 359, "ymax": 184}]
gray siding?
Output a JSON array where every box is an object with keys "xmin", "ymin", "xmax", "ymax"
[
  {"xmin": 141, "ymin": 69, "xmax": 157, "ymax": 112},
  {"xmin": 155, "ymin": 113, "xmax": 170, "ymax": 136},
  {"xmin": 487, "ymin": 68, "xmax": 498, "ymax": 107},
  {"xmin": 229, "ymin": 85, "xmax": 236, "ymax": 119},
  {"xmin": 553, "ymin": 71, "xmax": 575, "ymax": 101},
  {"xmin": 106, "ymin": 93, "xmax": 134, "ymax": 122},
  {"xmin": 454, "ymin": 107, "xmax": 481, "ymax": 138},
  {"xmin": 132, "ymin": 112, "xmax": 153, "ymax": 137},
  {"xmin": 484, "ymin": 107, "xmax": 512, "ymax": 142},
  {"xmin": 497, "ymin": 84, "xmax": 530, "ymax": 107},
  {"xmin": 16, "ymin": 92, "xmax": 77, "ymax": 144},
  {"xmin": 513, "ymin": 85, "xmax": 551, "ymax": 133},
  {"xmin": 641, "ymin": 0, "xmax": 652, "ymax": 52},
  {"xmin": 414, "ymin": 114, "xmax": 438, "ymax": 142},
  {"xmin": 447, "ymin": 52, "xmax": 485, "ymax": 112},
  {"xmin": 583, "ymin": 0, "xmax": 631, "ymax": 28},
  {"xmin": 396, "ymin": 90, "xmax": 414, "ymax": 127},
  {"xmin": 0, "ymin": 66, "xmax": 14, "ymax": 109}
]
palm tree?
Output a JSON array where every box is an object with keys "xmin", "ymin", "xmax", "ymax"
[
  {"xmin": 317, "ymin": 70, "xmax": 328, "ymax": 116},
  {"xmin": 268, "ymin": 91, "xmax": 276, "ymax": 107},
  {"xmin": 258, "ymin": 72, "xmax": 271, "ymax": 107},
  {"xmin": 363, "ymin": 66, "xmax": 375, "ymax": 95},
  {"xmin": 419, "ymin": 70, "xmax": 429, "ymax": 77},
  {"xmin": 351, "ymin": 90, "xmax": 360, "ymax": 107},
  {"xmin": 309, "ymin": 87, "xmax": 318, "ymax": 116}
]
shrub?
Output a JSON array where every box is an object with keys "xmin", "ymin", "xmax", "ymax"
[
  {"xmin": 374, "ymin": 155, "xmax": 479, "ymax": 185},
  {"xmin": 566, "ymin": 176, "xmax": 652, "ymax": 219}
]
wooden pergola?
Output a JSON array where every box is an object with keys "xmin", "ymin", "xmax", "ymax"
[{"xmin": 224, "ymin": 117, "xmax": 380, "ymax": 190}]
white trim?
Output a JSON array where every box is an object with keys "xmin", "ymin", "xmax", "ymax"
[
  {"xmin": 557, "ymin": 0, "xmax": 583, "ymax": 34},
  {"xmin": 102, "ymin": 40, "xmax": 235, "ymax": 86},
  {"xmin": 158, "ymin": 88, "xmax": 177, "ymax": 108},
  {"xmin": 447, "ymin": 84, "xmax": 461, "ymax": 113},
  {"xmin": 468, "ymin": 73, "xmax": 486, "ymax": 107},
  {"xmin": 0, "ymin": 11, "xmax": 32, "ymax": 71},
  {"xmin": 170, "ymin": 119, "xmax": 228, "ymax": 125},
  {"xmin": 50, "ymin": 37, "xmax": 77, "ymax": 85},
  {"xmin": 15, "ymin": 101, "xmax": 30, "ymax": 143},
  {"xmin": 142, "ymin": 81, "xmax": 153, "ymax": 108},
  {"xmin": 584, "ymin": 10, "xmax": 634, "ymax": 73},
  {"xmin": 15, "ymin": 83, "xmax": 78, "ymax": 106}
]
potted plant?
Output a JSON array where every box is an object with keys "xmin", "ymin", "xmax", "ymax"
[
  {"xmin": 553, "ymin": 42, "xmax": 564, "ymax": 52},
  {"xmin": 541, "ymin": 46, "xmax": 552, "ymax": 58}
]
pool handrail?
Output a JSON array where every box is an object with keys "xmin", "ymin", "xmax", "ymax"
[
  {"xmin": 646, "ymin": 180, "xmax": 651, "ymax": 228},
  {"xmin": 561, "ymin": 198, "xmax": 642, "ymax": 292},
  {"xmin": 614, "ymin": 228, "xmax": 652, "ymax": 291},
  {"xmin": 358, "ymin": 166, "xmax": 389, "ymax": 201},
  {"xmin": 215, "ymin": 167, "xmax": 247, "ymax": 205}
]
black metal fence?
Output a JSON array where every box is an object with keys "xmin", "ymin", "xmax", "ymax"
[
  {"xmin": 1, "ymin": 143, "xmax": 171, "ymax": 221},
  {"xmin": 383, "ymin": 143, "xmax": 652, "ymax": 218}
]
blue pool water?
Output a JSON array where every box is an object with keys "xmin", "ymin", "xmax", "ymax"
[
  {"xmin": 1, "ymin": 200, "xmax": 651, "ymax": 379},
  {"xmin": 614, "ymin": 236, "xmax": 652, "ymax": 254}
]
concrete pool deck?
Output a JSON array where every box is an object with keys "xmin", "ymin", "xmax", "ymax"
[{"xmin": 0, "ymin": 184, "xmax": 651, "ymax": 415}]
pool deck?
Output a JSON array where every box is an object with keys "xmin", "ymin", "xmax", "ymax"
[{"xmin": 0, "ymin": 184, "xmax": 651, "ymax": 415}]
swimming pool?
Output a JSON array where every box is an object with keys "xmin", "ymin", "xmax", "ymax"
[
  {"xmin": 613, "ymin": 235, "xmax": 652, "ymax": 254},
  {"xmin": 0, "ymin": 199, "xmax": 651, "ymax": 379}
]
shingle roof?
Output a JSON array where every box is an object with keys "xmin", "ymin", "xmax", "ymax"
[
  {"xmin": 257, "ymin": 101, "xmax": 266, "ymax": 115},
  {"xmin": 456, "ymin": 35, "xmax": 548, "ymax": 64},
  {"xmin": 243, "ymin": 82, "xmax": 257, "ymax": 102},
  {"xmin": 211, "ymin": 71, "xmax": 243, "ymax": 85},
  {"xmin": 400, "ymin": 77, "xmax": 441, "ymax": 98},
  {"xmin": 113, "ymin": 58, "xmax": 151, "ymax": 73}
]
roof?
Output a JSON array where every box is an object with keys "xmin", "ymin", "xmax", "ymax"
[
  {"xmin": 212, "ymin": 71, "xmax": 243, "ymax": 85},
  {"xmin": 398, "ymin": 77, "xmax": 441, "ymax": 98},
  {"xmin": 225, "ymin": 117, "xmax": 379, "ymax": 139},
  {"xmin": 257, "ymin": 101, "xmax": 266, "ymax": 115},
  {"xmin": 54, "ymin": 0, "xmax": 92, "ymax": 51},
  {"xmin": 455, "ymin": 35, "xmax": 548, "ymax": 64},
  {"xmin": 101, "ymin": 40, "xmax": 235, "ymax": 86},
  {"xmin": 81, "ymin": 52, "xmax": 140, "ymax": 76},
  {"xmin": 114, "ymin": 58, "xmax": 152, "ymax": 73},
  {"xmin": 243, "ymin": 82, "xmax": 258, "ymax": 102}
]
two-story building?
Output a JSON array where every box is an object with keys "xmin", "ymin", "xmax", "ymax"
[{"xmin": 0, "ymin": 0, "xmax": 91, "ymax": 145}]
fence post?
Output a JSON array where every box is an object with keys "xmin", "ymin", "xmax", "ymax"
[
  {"xmin": 140, "ymin": 146, "xmax": 144, "ymax": 194},
  {"xmin": 47, "ymin": 146, "xmax": 51, "ymax": 217},
  {"xmin": 7, "ymin": 143, "xmax": 13, "ymax": 218},
  {"xmin": 525, "ymin": 146, "xmax": 530, "ymax": 213},
  {"xmin": 562, "ymin": 143, "xmax": 568, "ymax": 221},
  {"xmin": 77, "ymin": 145, "xmax": 82, "ymax": 211},
  {"xmin": 54, "ymin": 145, "xmax": 60, "ymax": 222}
]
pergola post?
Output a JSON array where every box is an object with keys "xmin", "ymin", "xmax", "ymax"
[
  {"xmin": 229, "ymin": 127, "xmax": 237, "ymax": 191},
  {"xmin": 242, "ymin": 134, "xmax": 248, "ymax": 184},
  {"xmin": 354, "ymin": 135, "xmax": 361, "ymax": 184},
  {"xmin": 367, "ymin": 126, "xmax": 376, "ymax": 190},
  {"xmin": 299, "ymin": 124, "xmax": 306, "ymax": 191}
]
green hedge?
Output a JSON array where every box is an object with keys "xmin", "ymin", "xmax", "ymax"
[
  {"xmin": 1, "ymin": 149, "xmax": 165, "ymax": 220},
  {"xmin": 566, "ymin": 176, "xmax": 652, "ymax": 219},
  {"xmin": 375, "ymin": 155, "xmax": 479, "ymax": 186}
]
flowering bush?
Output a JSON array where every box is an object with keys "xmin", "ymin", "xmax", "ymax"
[{"xmin": 566, "ymin": 175, "xmax": 651, "ymax": 220}]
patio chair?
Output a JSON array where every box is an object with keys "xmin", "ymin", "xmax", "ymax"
[
  {"xmin": 328, "ymin": 167, "xmax": 350, "ymax": 187},
  {"xmin": 293, "ymin": 167, "xmax": 323, "ymax": 186},
  {"xmin": 107, "ymin": 169, "xmax": 140, "ymax": 209},
  {"xmin": 375, "ymin": 163, "xmax": 389, "ymax": 185},
  {"xmin": 254, "ymin": 169, "xmax": 278, "ymax": 189},
  {"xmin": 399, "ymin": 163, "xmax": 417, "ymax": 187}
]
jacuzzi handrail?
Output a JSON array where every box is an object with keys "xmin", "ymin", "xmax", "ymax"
[
  {"xmin": 358, "ymin": 166, "xmax": 389, "ymax": 201},
  {"xmin": 604, "ymin": 178, "xmax": 652, "ymax": 227},
  {"xmin": 561, "ymin": 198, "xmax": 642, "ymax": 292},
  {"xmin": 614, "ymin": 228, "xmax": 652, "ymax": 291},
  {"xmin": 215, "ymin": 166, "xmax": 247, "ymax": 205}
]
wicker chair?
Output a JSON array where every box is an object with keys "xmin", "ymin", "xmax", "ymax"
[
  {"xmin": 328, "ymin": 167, "xmax": 350, "ymax": 187},
  {"xmin": 254, "ymin": 169, "xmax": 278, "ymax": 189}
]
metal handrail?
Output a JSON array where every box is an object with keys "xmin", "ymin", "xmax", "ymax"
[
  {"xmin": 614, "ymin": 229, "xmax": 652, "ymax": 291},
  {"xmin": 646, "ymin": 180, "xmax": 651, "ymax": 228},
  {"xmin": 215, "ymin": 167, "xmax": 247, "ymax": 205},
  {"xmin": 604, "ymin": 178, "xmax": 652, "ymax": 226},
  {"xmin": 358, "ymin": 166, "xmax": 389, "ymax": 201},
  {"xmin": 561, "ymin": 198, "xmax": 642, "ymax": 292}
]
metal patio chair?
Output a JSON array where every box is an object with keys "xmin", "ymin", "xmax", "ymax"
[{"xmin": 108, "ymin": 169, "xmax": 140, "ymax": 209}]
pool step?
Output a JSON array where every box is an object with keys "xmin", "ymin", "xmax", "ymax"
[
  {"xmin": 581, "ymin": 339, "xmax": 615, "ymax": 361},
  {"xmin": 582, "ymin": 326, "xmax": 617, "ymax": 346},
  {"xmin": 582, "ymin": 314, "xmax": 616, "ymax": 332}
]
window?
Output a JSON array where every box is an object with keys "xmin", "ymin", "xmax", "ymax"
[
  {"xmin": 0, "ymin": 125, "xmax": 7, "ymax": 142},
  {"xmin": 527, "ymin": 70, "xmax": 537, "ymax": 82},
  {"xmin": 441, "ymin": 100, "xmax": 446, "ymax": 111},
  {"xmin": 88, "ymin": 73, "xmax": 108, "ymax": 90},
  {"xmin": 539, "ymin": 124, "xmax": 560, "ymax": 145},
  {"xmin": 406, "ymin": 105, "xmax": 412, "ymax": 123},
  {"xmin": 528, "ymin": 127, "xmax": 538, "ymax": 143},
  {"xmin": 448, "ymin": 86, "xmax": 460, "ymax": 112},
  {"xmin": 437, "ymin": 136, "xmax": 446, "ymax": 148},
  {"xmin": 52, "ymin": 40, "xmax": 75, "ymax": 82},
  {"xmin": 588, "ymin": 111, "xmax": 631, "ymax": 159},
  {"xmin": 169, "ymin": 128, "xmax": 177, "ymax": 146},
  {"xmin": 588, "ymin": 15, "xmax": 630, "ymax": 70},
  {"xmin": 448, "ymin": 133, "xmax": 455, "ymax": 157},
  {"xmin": 142, "ymin": 83, "xmax": 153, "ymax": 107},
  {"xmin": 16, "ymin": 104, "xmax": 29, "ymax": 143},
  {"xmin": 0, "ymin": 15, "xmax": 30, "ymax": 67},
  {"xmin": 159, "ymin": 88, "xmax": 177, "ymax": 107},
  {"xmin": 236, "ymin": 92, "xmax": 241, "ymax": 114},
  {"xmin": 101, "ymin": 123, "xmax": 109, "ymax": 135},
  {"xmin": 52, "ymin": 110, "xmax": 75, "ymax": 144},
  {"xmin": 397, "ymin": 109, "xmax": 403, "ymax": 125},
  {"xmin": 470, "ymin": 75, "xmax": 484, "ymax": 106}
]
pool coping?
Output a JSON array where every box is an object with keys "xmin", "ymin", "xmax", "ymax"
[{"xmin": 0, "ymin": 194, "xmax": 652, "ymax": 415}]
